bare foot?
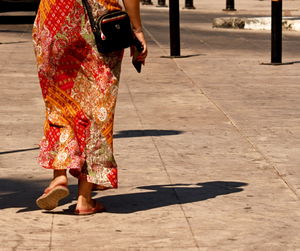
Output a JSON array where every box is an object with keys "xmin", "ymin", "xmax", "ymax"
[
  {"xmin": 76, "ymin": 196, "xmax": 94, "ymax": 211},
  {"xmin": 75, "ymin": 174, "xmax": 105, "ymax": 213},
  {"xmin": 75, "ymin": 199, "xmax": 105, "ymax": 215}
]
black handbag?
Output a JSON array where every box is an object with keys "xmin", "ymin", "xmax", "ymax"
[{"xmin": 82, "ymin": 0, "xmax": 134, "ymax": 53}]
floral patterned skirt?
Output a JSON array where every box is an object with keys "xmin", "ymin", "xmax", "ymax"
[{"xmin": 32, "ymin": 0, "xmax": 123, "ymax": 188}]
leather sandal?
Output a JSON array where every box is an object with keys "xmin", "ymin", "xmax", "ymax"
[
  {"xmin": 74, "ymin": 199, "xmax": 106, "ymax": 215},
  {"xmin": 36, "ymin": 185, "xmax": 69, "ymax": 210}
]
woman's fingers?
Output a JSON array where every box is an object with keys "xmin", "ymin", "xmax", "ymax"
[
  {"xmin": 133, "ymin": 31, "xmax": 148, "ymax": 57},
  {"xmin": 130, "ymin": 30, "xmax": 148, "ymax": 63},
  {"xmin": 138, "ymin": 45, "xmax": 147, "ymax": 60}
]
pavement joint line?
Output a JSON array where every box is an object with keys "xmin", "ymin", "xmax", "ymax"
[
  {"xmin": 124, "ymin": 70, "xmax": 200, "ymax": 250},
  {"xmin": 10, "ymin": 233, "xmax": 23, "ymax": 250},
  {"xmin": 229, "ymin": 51, "xmax": 300, "ymax": 200},
  {"xmin": 181, "ymin": 25, "xmax": 209, "ymax": 48},
  {"xmin": 151, "ymin": 137, "xmax": 201, "ymax": 250},
  {"xmin": 177, "ymin": 62, "xmax": 300, "ymax": 201},
  {"xmin": 143, "ymin": 25, "xmax": 168, "ymax": 56},
  {"xmin": 172, "ymin": 57, "xmax": 205, "ymax": 94},
  {"xmin": 143, "ymin": 25, "xmax": 205, "ymax": 95},
  {"xmin": 166, "ymin": 19, "xmax": 300, "ymax": 200},
  {"xmin": 239, "ymin": 129, "xmax": 300, "ymax": 201},
  {"xmin": 172, "ymin": 187, "xmax": 201, "ymax": 250},
  {"xmin": 142, "ymin": 23, "xmax": 300, "ymax": 234},
  {"xmin": 132, "ymin": 24, "xmax": 208, "ymax": 248},
  {"xmin": 49, "ymin": 214, "xmax": 54, "ymax": 251}
]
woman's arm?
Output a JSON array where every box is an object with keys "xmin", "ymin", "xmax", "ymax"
[{"xmin": 123, "ymin": 0, "xmax": 148, "ymax": 62}]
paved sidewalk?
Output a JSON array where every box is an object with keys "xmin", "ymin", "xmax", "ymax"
[{"xmin": 1, "ymin": 1, "xmax": 300, "ymax": 250}]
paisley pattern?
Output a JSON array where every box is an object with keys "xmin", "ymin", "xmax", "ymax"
[{"xmin": 33, "ymin": 0, "xmax": 123, "ymax": 188}]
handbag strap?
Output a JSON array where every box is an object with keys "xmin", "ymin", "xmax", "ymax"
[{"xmin": 81, "ymin": 0, "xmax": 98, "ymax": 33}]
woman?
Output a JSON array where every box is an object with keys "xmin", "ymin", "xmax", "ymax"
[{"xmin": 33, "ymin": 0, "xmax": 147, "ymax": 214}]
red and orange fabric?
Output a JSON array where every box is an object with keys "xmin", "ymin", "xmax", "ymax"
[{"xmin": 33, "ymin": 0, "xmax": 123, "ymax": 188}]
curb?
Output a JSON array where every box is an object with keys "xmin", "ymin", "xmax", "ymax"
[{"xmin": 213, "ymin": 17, "xmax": 300, "ymax": 31}]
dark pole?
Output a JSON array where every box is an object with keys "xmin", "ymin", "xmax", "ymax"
[
  {"xmin": 271, "ymin": 0, "xmax": 282, "ymax": 63},
  {"xmin": 157, "ymin": 0, "xmax": 167, "ymax": 7},
  {"xmin": 169, "ymin": 0, "xmax": 180, "ymax": 56},
  {"xmin": 142, "ymin": 0, "xmax": 153, "ymax": 5},
  {"xmin": 185, "ymin": 0, "xmax": 195, "ymax": 9},
  {"xmin": 223, "ymin": 0, "xmax": 236, "ymax": 11}
]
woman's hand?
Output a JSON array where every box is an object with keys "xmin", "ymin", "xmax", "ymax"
[
  {"xmin": 132, "ymin": 30, "xmax": 147, "ymax": 63},
  {"xmin": 123, "ymin": 0, "xmax": 148, "ymax": 63}
]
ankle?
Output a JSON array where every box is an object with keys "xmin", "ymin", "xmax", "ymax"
[
  {"xmin": 77, "ymin": 195, "xmax": 93, "ymax": 209},
  {"xmin": 77, "ymin": 195, "xmax": 92, "ymax": 203},
  {"xmin": 53, "ymin": 170, "xmax": 67, "ymax": 179},
  {"xmin": 50, "ymin": 171, "xmax": 68, "ymax": 187}
]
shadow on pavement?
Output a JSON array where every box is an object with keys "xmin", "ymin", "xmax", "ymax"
[
  {"xmin": 0, "ymin": 178, "xmax": 79, "ymax": 213},
  {"xmin": 114, "ymin": 129, "xmax": 184, "ymax": 138},
  {"xmin": 0, "ymin": 41, "xmax": 31, "ymax": 44},
  {"xmin": 0, "ymin": 15, "xmax": 35, "ymax": 24},
  {"xmin": 0, "ymin": 180, "xmax": 247, "ymax": 214},
  {"xmin": 99, "ymin": 181, "xmax": 248, "ymax": 214},
  {"xmin": 0, "ymin": 147, "xmax": 39, "ymax": 155},
  {"xmin": 47, "ymin": 181, "xmax": 247, "ymax": 215}
]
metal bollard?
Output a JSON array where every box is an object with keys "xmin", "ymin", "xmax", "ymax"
[
  {"xmin": 142, "ymin": 0, "xmax": 153, "ymax": 5},
  {"xmin": 157, "ymin": 0, "xmax": 167, "ymax": 7},
  {"xmin": 184, "ymin": 0, "xmax": 195, "ymax": 9},
  {"xmin": 271, "ymin": 0, "xmax": 282, "ymax": 63},
  {"xmin": 169, "ymin": 0, "xmax": 180, "ymax": 56},
  {"xmin": 223, "ymin": 0, "xmax": 236, "ymax": 11}
]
